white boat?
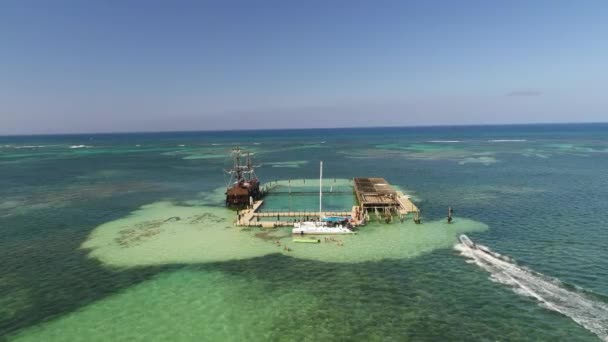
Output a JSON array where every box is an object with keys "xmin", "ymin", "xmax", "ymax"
[
  {"xmin": 292, "ymin": 161, "xmax": 354, "ymax": 235},
  {"xmin": 293, "ymin": 221, "xmax": 354, "ymax": 235},
  {"xmin": 459, "ymin": 234, "xmax": 494, "ymax": 255},
  {"xmin": 459, "ymin": 234, "xmax": 475, "ymax": 248}
]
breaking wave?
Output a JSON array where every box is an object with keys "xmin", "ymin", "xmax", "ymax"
[
  {"xmin": 456, "ymin": 235, "xmax": 608, "ymax": 341},
  {"xmin": 9, "ymin": 145, "xmax": 57, "ymax": 149},
  {"xmin": 69, "ymin": 145, "xmax": 91, "ymax": 149}
]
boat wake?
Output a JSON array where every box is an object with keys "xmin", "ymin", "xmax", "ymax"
[{"xmin": 456, "ymin": 235, "xmax": 608, "ymax": 341}]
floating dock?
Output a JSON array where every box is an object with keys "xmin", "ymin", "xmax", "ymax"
[
  {"xmin": 235, "ymin": 177, "xmax": 420, "ymax": 227},
  {"xmin": 236, "ymin": 200, "xmax": 358, "ymax": 228},
  {"xmin": 353, "ymin": 177, "xmax": 420, "ymax": 223}
]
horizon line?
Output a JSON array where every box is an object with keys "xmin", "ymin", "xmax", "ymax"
[{"xmin": 1, "ymin": 120, "xmax": 607, "ymax": 137}]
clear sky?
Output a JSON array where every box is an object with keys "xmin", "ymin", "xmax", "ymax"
[{"xmin": 1, "ymin": 0, "xmax": 607, "ymax": 134}]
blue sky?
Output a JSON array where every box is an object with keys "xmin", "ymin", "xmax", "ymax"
[{"xmin": 1, "ymin": 0, "xmax": 607, "ymax": 134}]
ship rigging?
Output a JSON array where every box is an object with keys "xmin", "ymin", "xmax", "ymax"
[{"xmin": 224, "ymin": 147, "xmax": 262, "ymax": 207}]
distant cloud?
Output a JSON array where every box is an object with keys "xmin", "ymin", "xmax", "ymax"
[{"xmin": 507, "ymin": 90, "xmax": 542, "ymax": 97}]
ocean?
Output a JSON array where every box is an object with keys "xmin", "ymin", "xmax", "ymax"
[{"xmin": 1, "ymin": 123, "xmax": 607, "ymax": 341}]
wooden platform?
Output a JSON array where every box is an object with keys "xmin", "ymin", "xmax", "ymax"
[
  {"xmin": 234, "ymin": 177, "xmax": 420, "ymax": 227},
  {"xmin": 354, "ymin": 177, "xmax": 420, "ymax": 220},
  {"xmin": 235, "ymin": 200, "xmax": 357, "ymax": 227},
  {"xmin": 253, "ymin": 210, "xmax": 351, "ymax": 218}
]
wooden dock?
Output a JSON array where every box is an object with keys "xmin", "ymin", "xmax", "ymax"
[
  {"xmin": 253, "ymin": 210, "xmax": 352, "ymax": 218},
  {"xmin": 234, "ymin": 177, "xmax": 420, "ymax": 227},
  {"xmin": 353, "ymin": 177, "xmax": 420, "ymax": 222},
  {"xmin": 236, "ymin": 200, "xmax": 357, "ymax": 227}
]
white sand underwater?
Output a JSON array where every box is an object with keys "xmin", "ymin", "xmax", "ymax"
[{"xmin": 81, "ymin": 180, "xmax": 487, "ymax": 267}]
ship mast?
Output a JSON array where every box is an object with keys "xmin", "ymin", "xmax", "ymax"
[
  {"xmin": 225, "ymin": 146, "xmax": 258, "ymax": 186},
  {"xmin": 319, "ymin": 160, "xmax": 323, "ymax": 219},
  {"xmin": 235, "ymin": 147, "xmax": 242, "ymax": 182}
]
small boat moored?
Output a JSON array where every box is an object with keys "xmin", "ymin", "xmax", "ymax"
[
  {"xmin": 293, "ymin": 160, "xmax": 356, "ymax": 235},
  {"xmin": 293, "ymin": 238, "xmax": 321, "ymax": 243},
  {"xmin": 293, "ymin": 221, "xmax": 354, "ymax": 235}
]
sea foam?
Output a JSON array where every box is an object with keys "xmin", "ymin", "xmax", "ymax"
[{"xmin": 456, "ymin": 237, "xmax": 608, "ymax": 341}]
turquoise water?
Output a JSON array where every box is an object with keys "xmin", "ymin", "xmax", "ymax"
[{"xmin": 1, "ymin": 124, "xmax": 608, "ymax": 340}]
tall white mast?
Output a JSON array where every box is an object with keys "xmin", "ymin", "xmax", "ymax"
[{"xmin": 319, "ymin": 160, "xmax": 323, "ymax": 218}]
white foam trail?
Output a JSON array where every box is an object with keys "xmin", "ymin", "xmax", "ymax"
[
  {"xmin": 488, "ymin": 139, "xmax": 527, "ymax": 142},
  {"xmin": 12, "ymin": 145, "xmax": 56, "ymax": 149},
  {"xmin": 69, "ymin": 145, "xmax": 91, "ymax": 149},
  {"xmin": 427, "ymin": 140, "xmax": 461, "ymax": 143},
  {"xmin": 456, "ymin": 236, "xmax": 608, "ymax": 341}
]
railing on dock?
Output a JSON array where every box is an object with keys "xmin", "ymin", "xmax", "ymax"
[
  {"xmin": 235, "ymin": 177, "xmax": 421, "ymax": 227},
  {"xmin": 253, "ymin": 210, "xmax": 351, "ymax": 218}
]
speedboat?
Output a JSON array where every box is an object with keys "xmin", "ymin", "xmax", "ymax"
[
  {"xmin": 460, "ymin": 234, "xmax": 494, "ymax": 255},
  {"xmin": 459, "ymin": 234, "xmax": 475, "ymax": 248}
]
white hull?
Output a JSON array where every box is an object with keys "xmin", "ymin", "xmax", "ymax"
[
  {"xmin": 293, "ymin": 222, "xmax": 354, "ymax": 235},
  {"xmin": 459, "ymin": 234, "xmax": 475, "ymax": 248},
  {"xmin": 293, "ymin": 161, "xmax": 354, "ymax": 235}
]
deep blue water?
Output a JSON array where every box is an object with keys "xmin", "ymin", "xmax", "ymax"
[{"xmin": 1, "ymin": 123, "xmax": 607, "ymax": 340}]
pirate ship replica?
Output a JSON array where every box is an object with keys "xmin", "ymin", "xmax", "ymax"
[{"xmin": 225, "ymin": 147, "xmax": 262, "ymax": 207}]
